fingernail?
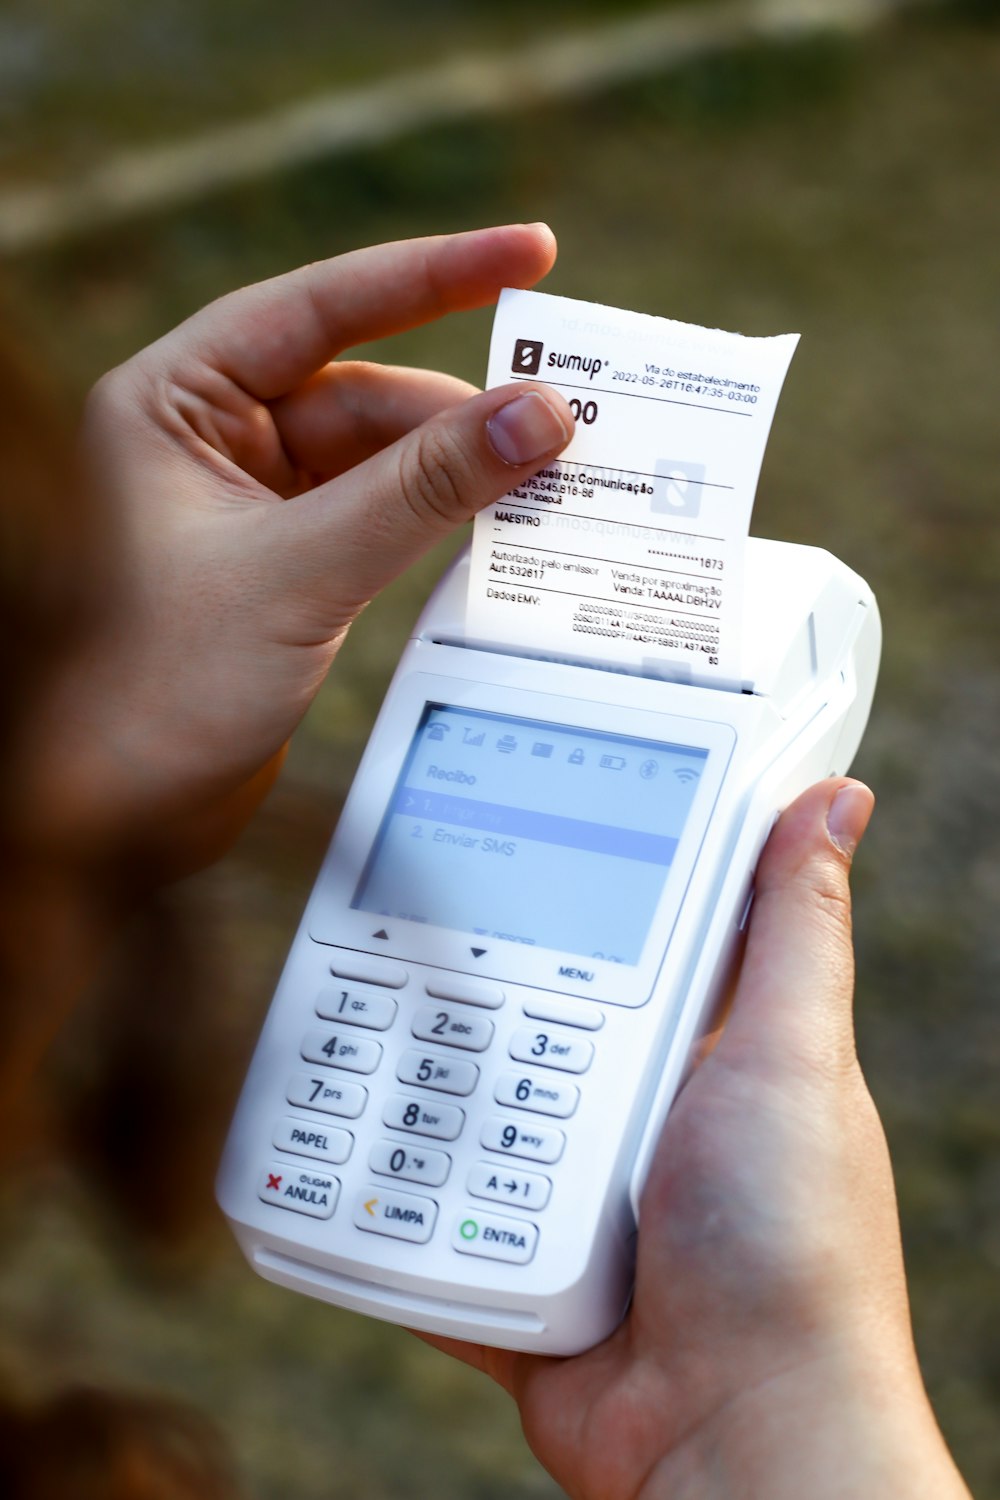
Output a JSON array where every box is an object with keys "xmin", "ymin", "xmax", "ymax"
[
  {"xmin": 487, "ymin": 391, "xmax": 572, "ymax": 466},
  {"xmin": 827, "ymin": 783, "xmax": 874, "ymax": 858}
]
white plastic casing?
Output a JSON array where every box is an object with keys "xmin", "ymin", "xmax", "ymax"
[{"xmin": 217, "ymin": 537, "xmax": 880, "ymax": 1355}]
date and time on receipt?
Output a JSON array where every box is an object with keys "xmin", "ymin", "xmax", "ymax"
[{"xmin": 468, "ymin": 290, "xmax": 799, "ymax": 688}]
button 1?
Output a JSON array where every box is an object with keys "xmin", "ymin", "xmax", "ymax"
[
  {"xmin": 424, "ymin": 976, "xmax": 505, "ymax": 1010},
  {"xmin": 353, "ymin": 1186, "xmax": 437, "ymax": 1243},
  {"xmin": 452, "ymin": 1210, "xmax": 538, "ymax": 1264},
  {"xmin": 286, "ymin": 1072, "xmax": 367, "ymax": 1119},
  {"xmin": 493, "ymin": 1071, "xmax": 579, "ymax": 1119},
  {"xmin": 467, "ymin": 1162, "xmax": 551, "ymax": 1210},
  {"xmin": 273, "ymin": 1115, "xmax": 353, "ymax": 1164},
  {"xmin": 301, "ymin": 1029, "xmax": 382, "ymax": 1074},
  {"xmin": 258, "ymin": 1161, "xmax": 339, "ymax": 1218},
  {"xmin": 316, "ymin": 985, "xmax": 397, "ymax": 1030},
  {"xmin": 396, "ymin": 1050, "xmax": 479, "ymax": 1096},
  {"xmin": 370, "ymin": 1140, "xmax": 451, "ymax": 1187},
  {"xmin": 480, "ymin": 1116, "xmax": 564, "ymax": 1164},
  {"xmin": 509, "ymin": 1026, "xmax": 593, "ymax": 1074},
  {"xmin": 382, "ymin": 1095, "xmax": 464, "ymax": 1141},
  {"xmin": 522, "ymin": 997, "xmax": 605, "ymax": 1031},
  {"xmin": 411, "ymin": 1005, "xmax": 494, "ymax": 1052},
  {"xmin": 330, "ymin": 955, "xmax": 408, "ymax": 989}
]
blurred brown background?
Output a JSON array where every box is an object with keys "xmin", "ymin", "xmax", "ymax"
[{"xmin": 1, "ymin": 2, "xmax": 998, "ymax": 1495}]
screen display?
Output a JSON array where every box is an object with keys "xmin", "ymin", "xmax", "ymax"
[{"xmin": 352, "ymin": 705, "xmax": 708, "ymax": 966}]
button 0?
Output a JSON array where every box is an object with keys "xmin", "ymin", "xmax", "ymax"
[
  {"xmin": 396, "ymin": 1050, "xmax": 479, "ymax": 1096},
  {"xmin": 353, "ymin": 1186, "xmax": 437, "ymax": 1243},
  {"xmin": 316, "ymin": 985, "xmax": 397, "ymax": 1030},
  {"xmin": 370, "ymin": 1139, "xmax": 450, "ymax": 1187},
  {"xmin": 258, "ymin": 1161, "xmax": 339, "ymax": 1218},
  {"xmin": 481, "ymin": 1116, "xmax": 564, "ymax": 1164},
  {"xmin": 301, "ymin": 1029, "xmax": 382, "ymax": 1075},
  {"xmin": 330, "ymin": 955, "xmax": 408, "ymax": 989},
  {"xmin": 411, "ymin": 1005, "xmax": 494, "ymax": 1052},
  {"xmin": 287, "ymin": 1072, "xmax": 367, "ymax": 1119},
  {"xmin": 467, "ymin": 1162, "xmax": 551, "ymax": 1210},
  {"xmin": 424, "ymin": 976, "xmax": 505, "ymax": 1010},
  {"xmin": 452, "ymin": 1210, "xmax": 538, "ymax": 1264},
  {"xmin": 273, "ymin": 1115, "xmax": 353, "ymax": 1165},
  {"xmin": 509, "ymin": 1026, "xmax": 593, "ymax": 1074}
]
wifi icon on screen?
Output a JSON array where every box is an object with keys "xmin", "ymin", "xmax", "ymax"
[{"xmin": 674, "ymin": 766, "xmax": 701, "ymax": 785}]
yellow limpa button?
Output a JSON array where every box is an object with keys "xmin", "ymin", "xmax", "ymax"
[
  {"xmin": 352, "ymin": 1186, "xmax": 437, "ymax": 1243},
  {"xmin": 451, "ymin": 1210, "xmax": 538, "ymax": 1264}
]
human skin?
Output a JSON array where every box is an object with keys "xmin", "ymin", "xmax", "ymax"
[{"xmin": 422, "ymin": 779, "xmax": 972, "ymax": 1500}]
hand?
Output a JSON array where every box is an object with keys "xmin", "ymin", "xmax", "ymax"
[
  {"xmin": 18, "ymin": 225, "xmax": 573, "ymax": 869},
  {"xmin": 424, "ymin": 780, "xmax": 971, "ymax": 1500}
]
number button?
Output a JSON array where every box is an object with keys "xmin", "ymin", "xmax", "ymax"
[
  {"xmin": 370, "ymin": 1140, "xmax": 451, "ymax": 1187},
  {"xmin": 480, "ymin": 1115, "xmax": 564, "ymax": 1164},
  {"xmin": 301, "ymin": 1029, "xmax": 382, "ymax": 1074},
  {"xmin": 396, "ymin": 1050, "xmax": 479, "ymax": 1096},
  {"xmin": 493, "ymin": 1071, "xmax": 579, "ymax": 1119},
  {"xmin": 287, "ymin": 1072, "xmax": 367, "ymax": 1119},
  {"xmin": 316, "ymin": 985, "xmax": 397, "ymax": 1030},
  {"xmin": 382, "ymin": 1095, "xmax": 464, "ymax": 1141},
  {"xmin": 509, "ymin": 1026, "xmax": 593, "ymax": 1074},
  {"xmin": 411, "ymin": 1005, "xmax": 494, "ymax": 1052},
  {"xmin": 467, "ymin": 1162, "xmax": 551, "ymax": 1210}
]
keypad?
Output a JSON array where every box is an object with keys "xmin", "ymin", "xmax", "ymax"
[{"xmin": 269, "ymin": 949, "xmax": 610, "ymax": 1263}]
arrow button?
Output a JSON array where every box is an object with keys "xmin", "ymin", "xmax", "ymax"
[{"xmin": 466, "ymin": 1161, "xmax": 551, "ymax": 1211}]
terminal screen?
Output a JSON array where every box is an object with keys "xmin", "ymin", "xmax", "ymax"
[{"xmin": 352, "ymin": 704, "xmax": 708, "ymax": 966}]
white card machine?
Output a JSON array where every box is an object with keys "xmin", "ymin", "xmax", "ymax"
[{"xmin": 217, "ymin": 537, "xmax": 880, "ymax": 1355}]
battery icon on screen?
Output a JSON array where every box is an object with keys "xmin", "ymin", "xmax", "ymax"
[{"xmin": 599, "ymin": 755, "xmax": 626, "ymax": 771}]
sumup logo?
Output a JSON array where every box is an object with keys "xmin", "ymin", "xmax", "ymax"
[{"xmin": 512, "ymin": 338, "xmax": 543, "ymax": 376}]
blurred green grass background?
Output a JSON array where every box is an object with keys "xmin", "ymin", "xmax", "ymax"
[{"xmin": 2, "ymin": 2, "xmax": 999, "ymax": 1496}]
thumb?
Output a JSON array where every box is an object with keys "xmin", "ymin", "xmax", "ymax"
[
  {"xmin": 718, "ymin": 778, "xmax": 875, "ymax": 1080},
  {"xmin": 274, "ymin": 381, "xmax": 574, "ymax": 619}
]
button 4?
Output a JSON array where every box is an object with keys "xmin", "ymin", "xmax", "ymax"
[{"xmin": 301, "ymin": 1029, "xmax": 382, "ymax": 1075}]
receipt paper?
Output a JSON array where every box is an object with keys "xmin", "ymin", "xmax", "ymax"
[{"xmin": 468, "ymin": 289, "xmax": 799, "ymax": 685}]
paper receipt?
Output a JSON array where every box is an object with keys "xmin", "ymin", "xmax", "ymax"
[{"xmin": 467, "ymin": 289, "xmax": 799, "ymax": 685}]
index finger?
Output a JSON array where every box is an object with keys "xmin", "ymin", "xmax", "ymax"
[{"xmin": 155, "ymin": 223, "xmax": 557, "ymax": 400}]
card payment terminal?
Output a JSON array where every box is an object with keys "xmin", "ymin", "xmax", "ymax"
[{"xmin": 217, "ymin": 537, "xmax": 880, "ymax": 1355}]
